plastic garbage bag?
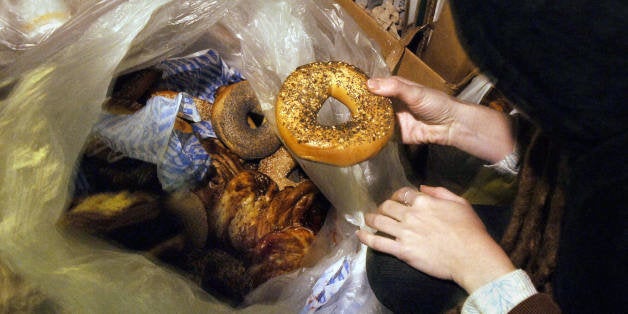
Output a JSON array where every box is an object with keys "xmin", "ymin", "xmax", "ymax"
[
  {"xmin": 0, "ymin": 0, "xmax": 71, "ymax": 67},
  {"xmin": 0, "ymin": 0, "xmax": 411, "ymax": 312}
]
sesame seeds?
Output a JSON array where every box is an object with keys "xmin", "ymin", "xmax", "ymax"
[{"xmin": 275, "ymin": 61, "xmax": 394, "ymax": 165}]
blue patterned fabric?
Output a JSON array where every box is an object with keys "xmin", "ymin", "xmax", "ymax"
[
  {"xmin": 93, "ymin": 96, "xmax": 178, "ymax": 166},
  {"xmin": 177, "ymin": 92, "xmax": 202, "ymax": 122},
  {"xmin": 90, "ymin": 49, "xmax": 243, "ymax": 191},
  {"xmin": 462, "ymin": 269, "xmax": 537, "ymax": 314},
  {"xmin": 191, "ymin": 120, "xmax": 216, "ymax": 139},
  {"xmin": 302, "ymin": 257, "xmax": 352, "ymax": 313},
  {"xmin": 156, "ymin": 49, "xmax": 244, "ymax": 103},
  {"xmin": 158, "ymin": 129, "xmax": 211, "ymax": 191},
  {"xmin": 93, "ymin": 95, "xmax": 211, "ymax": 191}
]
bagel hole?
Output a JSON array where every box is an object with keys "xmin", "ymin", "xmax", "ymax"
[
  {"xmin": 317, "ymin": 97, "xmax": 351, "ymax": 126},
  {"xmin": 246, "ymin": 112, "xmax": 265, "ymax": 129}
]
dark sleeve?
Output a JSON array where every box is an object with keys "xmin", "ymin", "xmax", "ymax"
[
  {"xmin": 552, "ymin": 134, "xmax": 628, "ymax": 313},
  {"xmin": 508, "ymin": 293, "xmax": 561, "ymax": 314}
]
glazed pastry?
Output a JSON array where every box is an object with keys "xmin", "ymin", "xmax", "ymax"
[
  {"xmin": 60, "ymin": 190, "xmax": 160, "ymax": 233},
  {"xmin": 248, "ymin": 226, "xmax": 315, "ymax": 286}
]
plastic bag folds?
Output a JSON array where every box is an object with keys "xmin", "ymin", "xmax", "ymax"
[{"xmin": 0, "ymin": 0, "xmax": 410, "ymax": 312}]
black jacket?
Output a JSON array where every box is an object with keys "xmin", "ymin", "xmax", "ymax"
[{"xmin": 450, "ymin": 1, "xmax": 628, "ymax": 313}]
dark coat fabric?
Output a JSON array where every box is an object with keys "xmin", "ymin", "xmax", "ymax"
[
  {"xmin": 449, "ymin": 1, "xmax": 628, "ymax": 313},
  {"xmin": 449, "ymin": 0, "xmax": 626, "ymax": 153}
]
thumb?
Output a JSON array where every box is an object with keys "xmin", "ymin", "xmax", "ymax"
[{"xmin": 367, "ymin": 77, "xmax": 428, "ymax": 107}]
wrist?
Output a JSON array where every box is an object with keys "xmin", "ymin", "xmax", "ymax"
[
  {"xmin": 449, "ymin": 102, "xmax": 515, "ymax": 163},
  {"xmin": 454, "ymin": 237, "xmax": 516, "ymax": 294}
]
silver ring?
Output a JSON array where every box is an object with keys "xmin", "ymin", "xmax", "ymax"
[{"xmin": 402, "ymin": 190, "xmax": 410, "ymax": 206}]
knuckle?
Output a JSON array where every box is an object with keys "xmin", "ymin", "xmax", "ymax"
[
  {"xmin": 364, "ymin": 213, "xmax": 376, "ymax": 226},
  {"xmin": 361, "ymin": 232, "xmax": 374, "ymax": 246},
  {"xmin": 388, "ymin": 77, "xmax": 403, "ymax": 90},
  {"xmin": 370, "ymin": 214, "xmax": 385, "ymax": 227},
  {"xmin": 407, "ymin": 86, "xmax": 427, "ymax": 105},
  {"xmin": 396, "ymin": 243, "xmax": 413, "ymax": 261},
  {"xmin": 403, "ymin": 210, "xmax": 421, "ymax": 223},
  {"xmin": 380, "ymin": 199, "xmax": 397, "ymax": 213},
  {"xmin": 370, "ymin": 236, "xmax": 389, "ymax": 253},
  {"xmin": 409, "ymin": 193, "xmax": 428, "ymax": 207}
]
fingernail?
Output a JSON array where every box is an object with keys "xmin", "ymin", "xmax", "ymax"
[{"xmin": 367, "ymin": 78, "xmax": 380, "ymax": 90}]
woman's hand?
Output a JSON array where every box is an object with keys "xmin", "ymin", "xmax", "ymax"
[
  {"xmin": 367, "ymin": 76, "xmax": 458, "ymax": 146},
  {"xmin": 356, "ymin": 185, "xmax": 515, "ymax": 293},
  {"xmin": 368, "ymin": 76, "xmax": 516, "ymax": 163}
]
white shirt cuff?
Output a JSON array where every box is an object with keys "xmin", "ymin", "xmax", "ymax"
[
  {"xmin": 484, "ymin": 147, "xmax": 520, "ymax": 176},
  {"xmin": 461, "ymin": 269, "xmax": 537, "ymax": 314}
]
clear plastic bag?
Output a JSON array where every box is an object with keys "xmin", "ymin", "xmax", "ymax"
[
  {"xmin": 0, "ymin": 0, "xmax": 410, "ymax": 312},
  {"xmin": 0, "ymin": 0, "xmax": 71, "ymax": 68}
]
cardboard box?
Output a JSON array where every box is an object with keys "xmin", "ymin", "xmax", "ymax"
[
  {"xmin": 335, "ymin": 0, "xmax": 454, "ymax": 94},
  {"xmin": 336, "ymin": 0, "xmax": 477, "ymax": 94},
  {"xmin": 419, "ymin": 0, "xmax": 477, "ymax": 87}
]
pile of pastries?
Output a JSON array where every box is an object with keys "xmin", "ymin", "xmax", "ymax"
[{"xmin": 61, "ymin": 67, "xmax": 330, "ymax": 305}]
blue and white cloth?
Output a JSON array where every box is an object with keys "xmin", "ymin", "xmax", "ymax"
[
  {"xmin": 462, "ymin": 269, "xmax": 538, "ymax": 314},
  {"xmin": 158, "ymin": 126, "xmax": 211, "ymax": 191},
  {"xmin": 92, "ymin": 95, "xmax": 211, "ymax": 191},
  {"xmin": 93, "ymin": 96, "xmax": 179, "ymax": 167},
  {"xmin": 91, "ymin": 49, "xmax": 243, "ymax": 191},
  {"xmin": 156, "ymin": 49, "xmax": 244, "ymax": 103},
  {"xmin": 302, "ymin": 257, "xmax": 352, "ymax": 314}
]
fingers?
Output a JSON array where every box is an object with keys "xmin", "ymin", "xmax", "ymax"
[
  {"xmin": 366, "ymin": 76, "xmax": 420, "ymax": 98},
  {"xmin": 419, "ymin": 185, "xmax": 467, "ymax": 205},
  {"xmin": 358, "ymin": 186, "xmax": 454, "ymax": 247},
  {"xmin": 367, "ymin": 76, "xmax": 428, "ymax": 108},
  {"xmin": 367, "ymin": 76, "xmax": 422, "ymax": 92},
  {"xmin": 364, "ymin": 187, "xmax": 426, "ymax": 233},
  {"xmin": 363, "ymin": 212, "xmax": 400, "ymax": 238},
  {"xmin": 379, "ymin": 75, "xmax": 422, "ymax": 87},
  {"xmin": 390, "ymin": 186, "xmax": 422, "ymax": 207},
  {"xmin": 369, "ymin": 186, "xmax": 467, "ymax": 231},
  {"xmin": 355, "ymin": 229, "xmax": 401, "ymax": 256},
  {"xmin": 359, "ymin": 187, "xmax": 424, "ymax": 241}
]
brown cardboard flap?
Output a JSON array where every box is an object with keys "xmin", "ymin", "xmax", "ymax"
[
  {"xmin": 395, "ymin": 48, "xmax": 452, "ymax": 93},
  {"xmin": 400, "ymin": 23, "xmax": 431, "ymax": 48},
  {"xmin": 420, "ymin": 1, "xmax": 477, "ymax": 85},
  {"xmin": 336, "ymin": 0, "xmax": 454, "ymax": 94},
  {"xmin": 335, "ymin": 0, "xmax": 405, "ymax": 71}
]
